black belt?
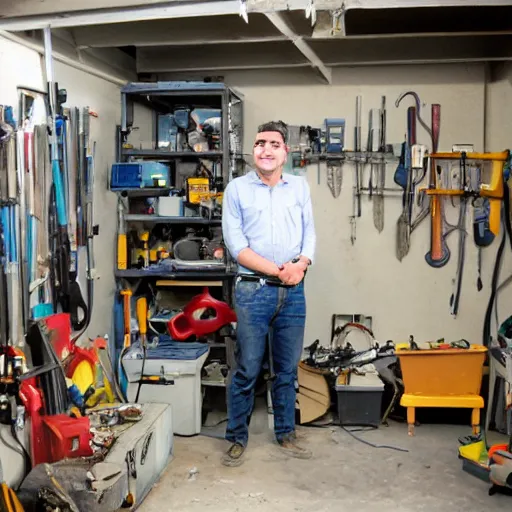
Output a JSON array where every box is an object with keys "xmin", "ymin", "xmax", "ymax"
[{"xmin": 236, "ymin": 273, "xmax": 297, "ymax": 288}]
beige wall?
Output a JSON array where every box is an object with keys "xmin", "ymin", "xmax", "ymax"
[
  {"xmin": 4, "ymin": 33, "xmax": 510, "ymax": 352},
  {"xmin": 167, "ymin": 62, "xmax": 512, "ymax": 347}
]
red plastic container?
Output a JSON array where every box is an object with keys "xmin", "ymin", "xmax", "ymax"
[
  {"xmin": 19, "ymin": 380, "xmax": 47, "ymax": 465},
  {"xmin": 168, "ymin": 287, "xmax": 236, "ymax": 341},
  {"xmin": 42, "ymin": 415, "xmax": 93, "ymax": 463},
  {"xmin": 44, "ymin": 313, "xmax": 72, "ymax": 361}
]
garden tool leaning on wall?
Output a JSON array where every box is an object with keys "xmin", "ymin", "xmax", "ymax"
[
  {"xmin": 43, "ymin": 27, "xmax": 97, "ymax": 337},
  {"xmin": 0, "ymin": 106, "xmax": 24, "ymax": 348}
]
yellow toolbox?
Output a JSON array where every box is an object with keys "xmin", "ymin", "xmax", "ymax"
[
  {"xmin": 186, "ymin": 177, "xmax": 210, "ymax": 204},
  {"xmin": 397, "ymin": 345, "xmax": 487, "ymax": 435}
]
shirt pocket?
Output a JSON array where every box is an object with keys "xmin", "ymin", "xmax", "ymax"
[
  {"xmin": 240, "ymin": 193, "xmax": 267, "ymax": 231},
  {"xmin": 283, "ymin": 195, "xmax": 302, "ymax": 229}
]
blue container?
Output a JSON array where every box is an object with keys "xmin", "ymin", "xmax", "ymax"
[
  {"xmin": 32, "ymin": 303, "xmax": 54, "ymax": 320},
  {"xmin": 111, "ymin": 162, "xmax": 171, "ymax": 190}
]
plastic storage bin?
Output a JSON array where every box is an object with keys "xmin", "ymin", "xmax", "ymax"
[
  {"xmin": 122, "ymin": 339, "xmax": 209, "ymax": 436},
  {"xmin": 111, "ymin": 162, "xmax": 171, "ymax": 190},
  {"xmin": 335, "ymin": 372, "xmax": 384, "ymax": 427}
]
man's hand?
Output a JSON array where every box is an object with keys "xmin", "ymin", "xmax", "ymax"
[{"xmin": 278, "ymin": 260, "xmax": 307, "ymax": 285}]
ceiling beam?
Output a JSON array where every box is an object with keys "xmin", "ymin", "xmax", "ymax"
[
  {"xmin": 265, "ymin": 12, "xmax": 331, "ymax": 84},
  {"xmin": 137, "ymin": 41, "xmax": 310, "ymax": 73},
  {"xmin": 71, "ymin": 15, "xmax": 285, "ymax": 48},
  {"xmin": 312, "ymin": 33, "xmax": 512, "ymax": 66},
  {"xmin": 0, "ymin": 0, "xmax": 177, "ymax": 17},
  {"xmin": 297, "ymin": 0, "xmax": 512, "ymax": 9},
  {"xmin": 135, "ymin": 32, "xmax": 512, "ymax": 74},
  {"xmin": 0, "ymin": 0, "xmax": 247, "ymax": 31},
  {"xmin": 2, "ymin": 0, "xmax": 511, "ymax": 32}
]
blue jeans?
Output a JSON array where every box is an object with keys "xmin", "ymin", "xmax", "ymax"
[{"xmin": 226, "ymin": 278, "xmax": 306, "ymax": 446}]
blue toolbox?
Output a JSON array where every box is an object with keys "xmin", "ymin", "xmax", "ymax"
[{"xmin": 111, "ymin": 161, "xmax": 171, "ymax": 190}]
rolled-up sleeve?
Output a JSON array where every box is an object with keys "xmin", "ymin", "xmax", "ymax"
[
  {"xmin": 222, "ymin": 181, "xmax": 249, "ymax": 260},
  {"xmin": 300, "ymin": 181, "xmax": 316, "ymax": 265}
]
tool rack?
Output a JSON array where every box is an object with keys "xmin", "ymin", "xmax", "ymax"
[{"xmin": 112, "ymin": 82, "xmax": 244, "ymax": 414}]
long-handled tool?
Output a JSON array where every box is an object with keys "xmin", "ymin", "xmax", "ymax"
[
  {"xmin": 395, "ymin": 106, "xmax": 416, "ymax": 261},
  {"xmin": 449, "ymin": 153, "xmax": 469, "ymax": 317},
  {"xmin": 350, "ymin": 96, "xmax": 362, "ymax": 245},
  {"xmin": 373, "ymin": 96, "xmax": 386, "ymax": 233},
  {"xmin": 33, "ymin": 124, "xmax": 52, "ymax": 315},
  {"xmin": 43, "ymin": 27, "xmax": 88, "ymax": 332},
  {"xmin": 394, "ymin": 91, "xmax": 433, "ymax": 260},
  {"xmin": 424, "ymin": 104, "xmax": 450, "ymax": 268}
]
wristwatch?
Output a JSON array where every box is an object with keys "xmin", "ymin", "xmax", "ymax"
[
  {"xmin": 292, "ymin": 256, "xmax": 311, "ymax": 265},
  {"xmin": 291, "ymin": 257, "xmax": 311, "ymax": 272}
]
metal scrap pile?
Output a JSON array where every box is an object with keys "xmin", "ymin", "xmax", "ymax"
[{"xmin": 303, "ymin": 323, "xmax": 395, "ymax": 377}]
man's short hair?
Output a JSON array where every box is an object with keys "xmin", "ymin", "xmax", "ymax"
[{"xmin": 257, "ymin": 120, "xmax": 288, "ymax": 144}]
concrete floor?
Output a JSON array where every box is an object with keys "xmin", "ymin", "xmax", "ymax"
[{"xmin": 139, "ymin": 415, "xmax": 512, "ymax": 512}]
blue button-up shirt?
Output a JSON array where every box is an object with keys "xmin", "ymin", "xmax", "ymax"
[{"xmin": 222, "ymin": 170, "xmax": 316, "ymax": 274}]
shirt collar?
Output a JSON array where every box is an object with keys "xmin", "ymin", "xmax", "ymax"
[{"xmin": 247, "ymin": 169, "xmax": 289, "ymax": 185}]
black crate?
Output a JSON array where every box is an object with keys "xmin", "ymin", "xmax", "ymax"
[{"xmin": 335, "ymin": 373, "xmax": 384, "ymax": 427}]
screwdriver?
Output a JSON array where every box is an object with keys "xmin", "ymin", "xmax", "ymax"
[
  {"xmin": 136, "ymin": 297, "xmax": 147, "ymax": 347},
  {"xmin": 120, "ymin": 289, "xmax": 132, "ymax": 348},
  {"xmin": 117, "ymin": 199, "xmax": 127, "ymax": 270}
]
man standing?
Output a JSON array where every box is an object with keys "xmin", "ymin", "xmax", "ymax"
[{"xmin": 221, "ymin": 120, "xmax": 316, "ymax": 467}]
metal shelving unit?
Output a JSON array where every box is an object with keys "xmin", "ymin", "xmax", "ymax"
[
  {"xmin": 113, "ymin": 81, "xmax": 242, "ymax": 399},
  {"xmin": 122, "ymin": 149, "xmax": 223, "ymax": 159},
  {"xmin": 115, "ymin": 269, "xmax": 234, "ymax": 279},
  {"xmin": 118, "ymin": 81, "xmax": 244, "ymax": 184},
  {"xmin": 124, "ymin": 215, "xmax": 221, "ymax": 224}
]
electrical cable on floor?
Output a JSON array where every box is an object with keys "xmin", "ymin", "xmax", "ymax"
[
  {"xmin": 199, "ymin": 418, "xmax": 228, "ymax": 440},
  {"xmin": 204, "ymin": 417, "xmax": 228, "ymax": 428},
  {"xmin": 302, "ymin": 415, "xmax": 409, "ymax": 452},
  {"xmin": 199, "ymin": 430, "xmax": 226, "ymax": 440},
  {"xmin": 341, "ymin": 426, "xmax": 409, "ymax": 453}
]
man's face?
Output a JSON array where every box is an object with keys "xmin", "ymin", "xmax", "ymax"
[{"xmin": 253, "ymin": 131, "xmax": 288, "ymax": 175}]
